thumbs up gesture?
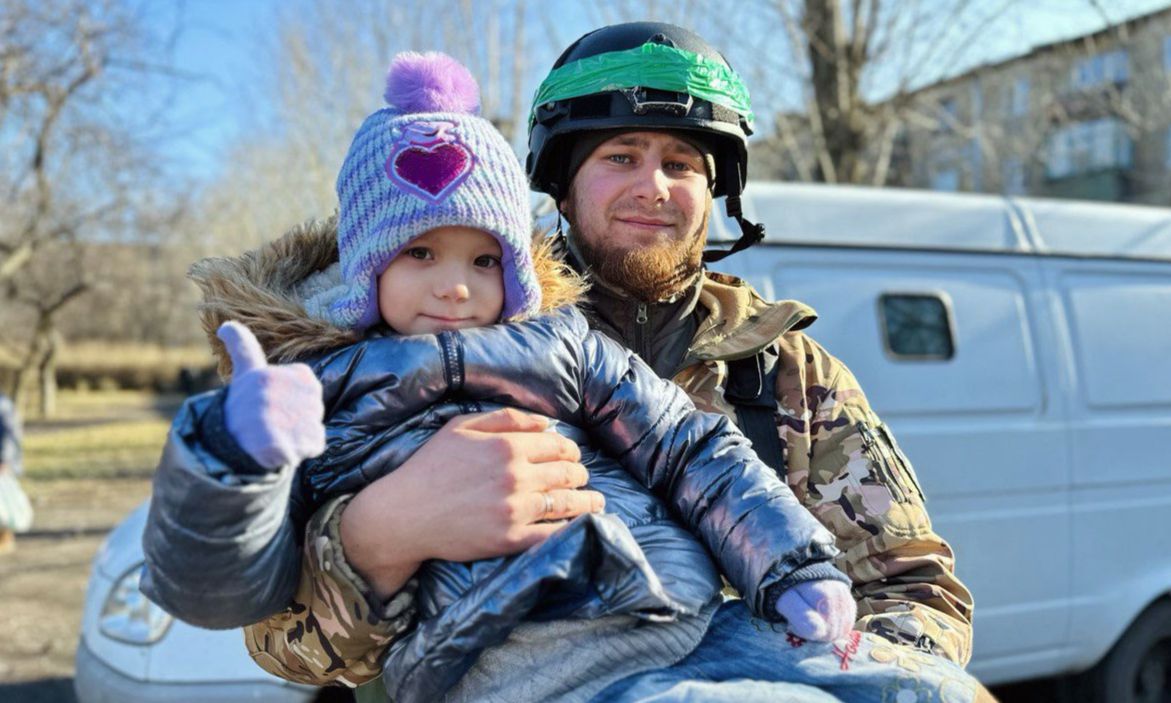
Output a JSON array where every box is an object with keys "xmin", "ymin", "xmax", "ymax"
[{"xmin": 218, "ymin": 321, "xmax": 326, "ymax": 470}]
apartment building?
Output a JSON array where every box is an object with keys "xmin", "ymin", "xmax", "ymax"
[{"xmin": 905, "ymin": 6, "xmax": 1171, "ymax": 205}]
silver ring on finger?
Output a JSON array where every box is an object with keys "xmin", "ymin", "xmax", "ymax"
[{"xmin": 540, "ymin": 491, "xmax": 554, "ymax": 519}]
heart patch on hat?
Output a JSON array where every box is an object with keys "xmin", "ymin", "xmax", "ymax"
[{"xmin": 386, "ymin": 121, "xmax": 474, "ymax": 203}]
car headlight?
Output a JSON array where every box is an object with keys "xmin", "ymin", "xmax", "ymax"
[{"xmin": 99, "ymin": 563, "xmax": 173, "ymax": 645}]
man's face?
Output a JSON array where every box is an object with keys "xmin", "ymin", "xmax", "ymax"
[{"xmin": 561, "ymin": 131, "xmax": 712, "ymax": 302}]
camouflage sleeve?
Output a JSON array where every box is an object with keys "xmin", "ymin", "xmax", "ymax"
[
  {"xmin": 243, "ymin": 494, "xmax": 417, "ymax": 687},
  {"xmin": 797, "ymin": 344, "xmax": 975, "ymax": 665}
]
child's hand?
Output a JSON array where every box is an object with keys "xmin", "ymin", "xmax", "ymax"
[
  {"xmin": 776, "ymin": 579, "xmax": 857, "ymax": 642},
  {"xmin": 218, "ymin": 321, "xmax": 326, "ymax": 470}
]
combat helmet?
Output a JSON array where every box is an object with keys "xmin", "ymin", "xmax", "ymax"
[{"xmin": 527, "ymin": 21, "xmax": 763, "ymax": 261}]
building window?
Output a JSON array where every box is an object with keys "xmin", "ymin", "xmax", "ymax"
[
  {"xmin": 969, "ymin": 81, "xmax": 984, "ymax": 118},
  {"xmin": 879, "ymin": 294, "xmax": 955, "ymax": 360},
  {"xmin": 938, "ymin": 97, "xmax": 959, "ymax": 132},
  {"xmin": 930, "ymin": 169, "xmax": 959, "ymax": 191},
  {"xmin": 1048, "ymin": 131, "xmax": 1072, "ymax": 178},
  {"xmin": 1003, "ymin": 158, "xmax": 1026, "ymax": 195},
  {"xmin": 967, "ymin": 138, "xmax": 983, "ymax": 191},
  {"xmin": 1008, "ymin": 77, "xmax": 1029, "ymax": 116},
  {"xmin": 1165, "ymin": 126, "xmax": 1171, "ymax": 169},
  {"xmin": 1071, "ymin": 49, "xmax": 1129, "ymax": 89},
  {"xmin": 1045, "ymin": 118, "xmax": 1132, "ymax": 179}
]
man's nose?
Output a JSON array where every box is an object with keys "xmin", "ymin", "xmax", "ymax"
[{"xmin": 630, "ymin": 160, "xmax": 670, "ymax": 202}]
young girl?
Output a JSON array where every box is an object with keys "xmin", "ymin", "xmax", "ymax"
[{"xmin": 143, "ymin": 53, "xmax": 987, "ymax": 703}]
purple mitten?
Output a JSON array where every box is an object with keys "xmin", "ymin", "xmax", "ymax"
[
  {"xmin": 776, "ymin": 579, "xmax": 857, "ymax": 642},
  {"xmin": 218, "ymin": 321, "xmax": 326, "ymax": 470}
]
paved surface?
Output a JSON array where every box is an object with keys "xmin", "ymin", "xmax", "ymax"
[{"xmin": 0, "ymin": 476, "xmax": 152, "ymax": 701}]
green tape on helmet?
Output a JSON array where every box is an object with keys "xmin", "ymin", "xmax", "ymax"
[{"xmin": 529, "ymin": 43, "xmax": 754, "ymax": 130}]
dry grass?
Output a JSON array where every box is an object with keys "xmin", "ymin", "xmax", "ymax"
[
  {"xmin": 56, "ymin": 341, "xmax": 214, "ymax": 392},
  {"xmin": 35, "ymin": 389, "xmax": 176, "ymax": 420},
  {"xmin": 57, "ymin": 341, "xmax": 212, "ymax": 371},
  {"xmin": 22, "ymin": 390, "xmax": 180, "ymax": 480},
  {"xmin": 0, "ymin": 341, "xmax": 215, "ymax": 394}
]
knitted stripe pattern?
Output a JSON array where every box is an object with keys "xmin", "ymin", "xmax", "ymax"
[{"xmin": 330, "ymin": 107, "xmax": 539, "ymax": 330}]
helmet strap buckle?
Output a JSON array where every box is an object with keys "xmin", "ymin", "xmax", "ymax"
[{"xmin": 620, "ymin": 87, "xmax": 693, "ymax": 117}]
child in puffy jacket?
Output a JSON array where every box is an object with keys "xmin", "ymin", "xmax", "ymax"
[{"xmin": 144, "ymin": 52, "xmax": 987, "ymax": 703}]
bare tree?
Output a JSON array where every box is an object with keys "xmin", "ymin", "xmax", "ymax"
[
  {"xmin": 0, "ymin": 0, "xmax": 187, "ymax": 414},
  {"xmin": 9, "ymin": 273, "xmax": 88, "ymax": 416},
  {"xmin": 193, "ymin": 0, "xmax": 565, "ymax": 259},
  {"xmin": 884, "ymin": 5, "xmax": 1171, "ymax": 203},
  {"xmin": 748, "ymin": 0, "xmax": 1020, "ymax": 185},
  {"xmin": 574, "ymin": 0, "xmax": 1018, "ymax": 185}
]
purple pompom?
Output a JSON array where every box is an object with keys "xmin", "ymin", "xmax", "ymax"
[{"xmin": 383, "ymin": 51, "xmax": 481, "ymax": 115}]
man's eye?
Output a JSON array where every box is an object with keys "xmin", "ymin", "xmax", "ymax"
[
  {"xmin": 474, "ymin": 255, "xmax": 501, "ymax": 268},
  {"xmin": 665, "ymin": 160, "xmax": 698, "ymax": 173},
  {"xmin": 406, "ymin": 247, "xmax": 432, "ymax": 260},
  {"xmin": 606, "ymin": 153, "xmax": 632, "ymax": 164}
]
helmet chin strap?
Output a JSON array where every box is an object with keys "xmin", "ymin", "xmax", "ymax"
[{"xmin": 702, "ymin": 161, "xmax": 764, "ymax": 263}]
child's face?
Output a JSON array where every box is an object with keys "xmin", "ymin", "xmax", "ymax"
[{"xmin": 378, "ymin": 226, "xmax": 505, "ymax": 335}]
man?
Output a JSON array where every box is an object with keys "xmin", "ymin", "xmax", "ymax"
[
  {"xmin": 142, "ymin": 21, "xmax": 982, "ymax": 702},
  {"xmin": 245, "ymin": 18, "xmax": 974, "ymax": 684}
]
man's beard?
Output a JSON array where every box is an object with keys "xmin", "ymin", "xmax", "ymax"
[{"xmin": 565, "ymin": 199, "xmax": 710, "ymax": 303}]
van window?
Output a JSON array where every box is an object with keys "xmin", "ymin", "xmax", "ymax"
[{"xmin": 879, "ymin": 293, "xmax": 955, "ymax": 360}]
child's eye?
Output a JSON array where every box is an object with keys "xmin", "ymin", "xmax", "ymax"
[
  {"xmin": 474, "ymin": 254, "xmax": 501, "ymax": 269},
  {"xmin": 405, "ymin": 247, "xmax": 432, "ymax": 260}
]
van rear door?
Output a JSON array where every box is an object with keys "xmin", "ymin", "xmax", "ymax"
[{"xmin": 1041, "ymin": 255, "xmax": 1171, "ymax": 672}]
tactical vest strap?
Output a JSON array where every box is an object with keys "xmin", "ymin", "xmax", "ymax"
[{"xmin": 724, "ymin": 346, "xmax": 786, "ymax": 480}]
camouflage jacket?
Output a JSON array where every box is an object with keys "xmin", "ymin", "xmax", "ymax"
[{"xmin": 244, "ymin": 271, "xmax": 976, "ymax": 686}]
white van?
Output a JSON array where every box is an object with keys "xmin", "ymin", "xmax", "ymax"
[{"xmin": 709, "ymin": 182, "xmax": 1171, "ymax": 699}]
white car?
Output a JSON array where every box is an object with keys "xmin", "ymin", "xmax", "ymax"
[{"xmin": 74, "ymin": 500, "xmax": 322, "ymax": 703}]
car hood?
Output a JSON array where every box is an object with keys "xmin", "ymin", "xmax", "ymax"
[{"xmin": 94, "ymin": 500, "xmax": 150, "ymax": 581}]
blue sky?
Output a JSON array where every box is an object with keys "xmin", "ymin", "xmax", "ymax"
[
  {"xmin": 150, "ymin": 1, "xmax": 276, "ymax": 178},
  {"xmin": 153, "ymin": 0, "xmax": 1171, "ymax": 182}
]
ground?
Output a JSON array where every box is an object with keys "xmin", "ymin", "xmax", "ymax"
[
  {"xmin": 0, "ymin": 391, "xmax": 173, "ymax": 702},
  {"xmin": 0, "ymin": 478, "xmax": 152, "ymax": 701},
  {"xmin": 0, "ymin": 390, "xmax": 1066, "ymax": 702}
]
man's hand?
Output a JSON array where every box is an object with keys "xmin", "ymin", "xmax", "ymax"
[
  {"xmin": 218, "ymin": 321, "xmax": 326, "ymax": 470},
  {"xmin": 339, "ymin": 408, "xmax": 602, "ymax": 599},
  {"xmin": 776, "ymin": 580, "xmax": 857, "ymax": 642}
]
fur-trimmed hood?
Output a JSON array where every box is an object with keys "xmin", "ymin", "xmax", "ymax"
[{"xmin": 189, "ymin": 216, "xmax": 588, "ymax": 378}]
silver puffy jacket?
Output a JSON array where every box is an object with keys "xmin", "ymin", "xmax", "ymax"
[{"xmin": 143, "ymin": 307, "xmax": 842, "ymax": 700}]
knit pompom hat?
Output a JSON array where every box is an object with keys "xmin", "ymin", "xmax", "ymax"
[{"xmin": 329, "ymin": 52, "xmax": 540, "ymax": 331}]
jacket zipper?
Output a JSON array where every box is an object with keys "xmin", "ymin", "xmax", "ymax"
[
  {"xmin": 438, "ymin": 331, "xmax": 463, "ymax": 390},
  {"xmin": 634, "ymin": 302, "xmax": 650, "ymax": 362},
  {"xmin": 856, "ymin": 421, "xmax": 907, "ymax": 503},
  {"xmin": 878, "ymin": 423, "xmax": 925, "ymax": 502}
]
